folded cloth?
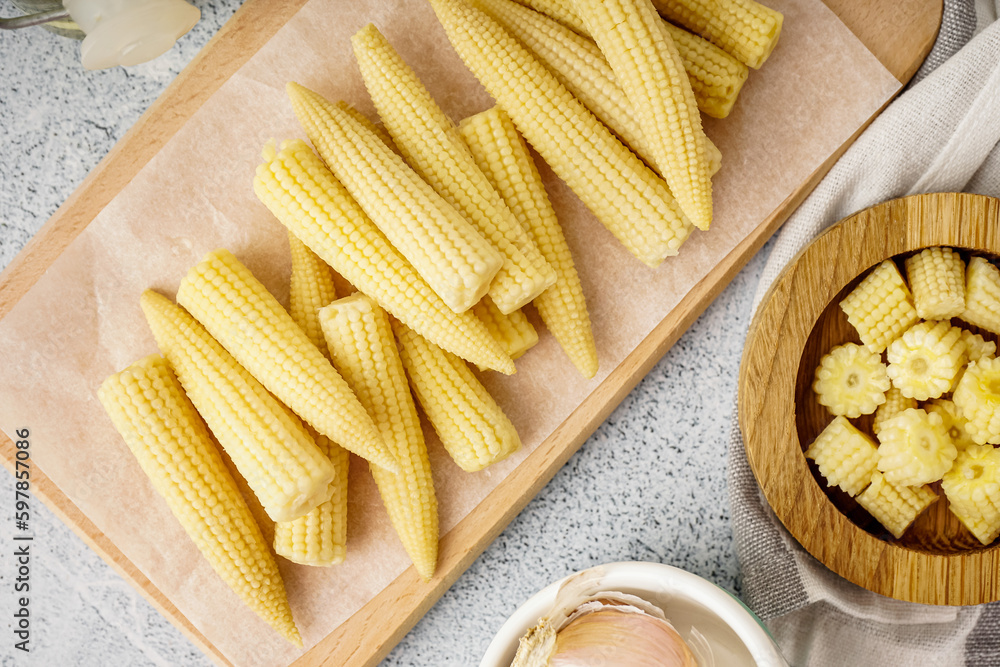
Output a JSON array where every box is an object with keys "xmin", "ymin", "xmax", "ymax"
[{"xmin": 727, "ymin": 0, "xmax": 1000, "ymax": 664}]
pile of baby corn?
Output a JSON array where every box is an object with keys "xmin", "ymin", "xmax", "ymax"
[
  {"xmin": 97, "ymin": 0, "xmax": 782, "ymax": 646},
  {"xmin": 807, "ymin": 248, "xmax": 1000, "ymax": 546}
]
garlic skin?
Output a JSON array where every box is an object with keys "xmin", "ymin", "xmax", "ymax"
[{"xmin": 511, "ymin": 568, "xmax": 710, "ymax": 667}]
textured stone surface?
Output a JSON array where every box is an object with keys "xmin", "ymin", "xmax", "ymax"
[{"xmin": 0, "ymin": 1, "xmax": 767, "ymax": 663}]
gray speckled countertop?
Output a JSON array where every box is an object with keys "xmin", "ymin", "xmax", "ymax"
[{"xmin": 0, "ymin": 1, "xmax": 769, "ymax": 664}]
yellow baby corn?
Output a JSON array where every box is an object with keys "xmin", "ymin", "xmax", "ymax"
[
  {"xmin": 320, "ymin": 295, "xmax": 438, "ymax": 580},
  {"xmin": 429, "ymin": 0, "xmax": 694, "ymax": 267},
  {"xmin": 394, "ymin": 320, "xmax": 521, "ymax": 472},
  {"xmin": 481, "ymin": 0, "xmax": 747, "ymax": 120},
  {"xmin": 175, "ymin": 248, "xmax": 398, "ymax": 473},
  {"xmin": 98, "ymin": 355, "xmax": 301, "ymax": 645},
  {"xmin": 352, "ymin": 25, "xmax": 556, "ymax": 314},
  {"xmin": 459, "ymin": 106, "xmax": 598, "ymax": 378},
  {"xmin": 873, "ymin": 386, "xmax": 917, "ymax": 437},
  {"xmin": 253, "ymin": 140, "xmax": 514, "ymax": 374},
  {"xmin": 804, "ymin": 416, "xmax": 879, "ymax": 497},
  {"xmin": 905, "ymin": 247, "xmax": 966, "ymax": 320},
  {"xmin": 650, "ymin": 0, "xmax": 783, "ymax": 69},
  {"xmin": 812, "ymin": 343, "xmax": 889, "ymax": 418},
  {"xmin": 287, "ymin": 82, "xmax": 502, "ymax": 313},
  {"xmin": 876, "ymin": 408, "xmax": 957, "ymax": 486},
  {"xmin": 336, "ymin": 100, "xmax": 397, "ymax": 152},
  {"xmin": 942, "ymin": 445, "xmax": 1000, "ymax": 545},
  {"xmin": 273, "ymin": 235, "xmax": 350, "ymax": 566},
  {"xmin": 925, "ymin": 399, "xmax": 977, "ymax": 452},
  {"xmin": 473, "ymin": 297, "xmax": 538, "ymax": 362},
  {"xmin": 953, "ymin": 357, "xmax": 1000, "ymax": 445},
  {"xmin": 575, "ymin": 0, "xmax": 713, "ymax": 229},
  {"xmin": 141, "ymin": 291, "xmax": 335, "ymax": 523},
  {"xmin": 886, "ymin": 320, "xmax": 967, "ymax": 401},
  {"xmin": 961, "ymin": 256, "xmax": 1000, "ymax": 335},
  {"xmin": 840, "ymin": 260, "xmax": 920, "ymax": 354},
  {"xmin": 856, "ymin": 471, "xmax": 938, "ymax": 539},
  {"xmin": 960, "ymin": 329, "xmax": 997, "ymax": 363}
]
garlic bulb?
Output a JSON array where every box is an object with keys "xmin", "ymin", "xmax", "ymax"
[{"xmin": 512, "ymin": 569, "xmax": 713, "ymax": 667}]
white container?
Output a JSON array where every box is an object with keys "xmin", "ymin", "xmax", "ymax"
[{"xmin": 481, "ymin": 561, "xmax": 788, "ymax": 667}]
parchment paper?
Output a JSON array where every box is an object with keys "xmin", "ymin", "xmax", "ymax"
[{"xmin": 0, "ymin": 0, "xmax": 900, "ymax": 664}]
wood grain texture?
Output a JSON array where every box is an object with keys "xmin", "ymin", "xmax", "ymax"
[
  {"xmin": 0, "ymin": 0, "xmax": 940, "ymax": 665},
  {"xmin": 739, "ymin": 193, "xmax": 1000, "ymax": 606}
]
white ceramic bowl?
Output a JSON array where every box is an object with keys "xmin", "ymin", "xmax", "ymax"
[{"xmin": 481, "ymin": 561, "xmax": 788, "ymax": 667}]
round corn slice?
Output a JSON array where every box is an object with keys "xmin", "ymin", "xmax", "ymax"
[
  {"xmin": 924, "ymin": 398, "xmax": 977, "ymax": 451},
  {"xmin": 941, "ymin": 444, "xmax": 1000, "ymax": 545},
  {"xmin": 856, "ymin": 471, "xmax": 938, "ymax": 539},
  {"xmin": 905, "ymin": 246, "xmax": 966, "ymax": 320},
  {"xmin": 876, "ymin": 408, "xmax": 957, "ymax": 486},
  {"xmin": 960, "ymin": 256, "xmax": 1000, "ymax": 335},
  {"xmin": 804, "ymin": 415, "xmax": 879, "ymax": 497},
  {"xmin": 839, "ymin": 259, "xmax": 918, "ymax": 354},
  {"xmin": 952, "ymin": 357, "xmax": 1000, "ymax": 445},
  {"xmin": 886, "ymin": 320, "xmax": 967, "ymax": 401},
  {"xmin": 812, "ymin": 343, "xmax": 889, "ymax": 418},
  {"xmin": 873, "ymin": 386, "xmax": 917, "ymax": 436},
  {"xmin": 960, "ymin": 329, "xmax": 997, "ymax": 363}
]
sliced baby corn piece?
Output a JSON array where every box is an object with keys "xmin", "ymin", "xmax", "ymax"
[
  {"xmin": 287, "ymin": 82, "xmax": 501, "ymax": 313},
  {"xmin": 479, "ymin": 0, "xmax": 746, "ymax": 123},
  {"xmin": 804, "ymin": 416, "xmax": 879, "ymax": 497},
  {"xmin": 960, "ymin": 329, "xmax": 997, "ymax": 363},
  {"xmin": 353, "ymin": 25, "xmax": 556, "ymax": 313},
  {"xmin": 175, "ymin": 248, "xmax": 398, "ymax": 473},
  {"xmin": 393, "ymin": 320, "xmax": 521, "ymax": 472},
  {"xmin": 873, "ymin": 386, "xmax": 917, "ymax": 437},
  {"xmin": 473, "ymin": 297, "xmax": 538, "ymax": 363},
  {"xmin": 273, "ymin": 234, "xmax": 350, "ymax": 566},
  {"xmin": 812, "ymin": 343, "xmax": 889, "ymax": 418},
  {"xmin": 953, "ymin": 357, "xmax": 1000, "ymax": 445},
  {"xmin": 253, "ymin": 140, "xmax": 515, "ymax": 375},
  {"xmin": 98, "ymin": 355, "xmax": 301, "ymax": 645},
  {"xmin": 320, "ymin": 295, "xmax": 438, "ymax": 580},
  {"xmin": 429, "ymin": 0, "xmax": 694, "ymax": 268},
  {"xmin": 140, "ymin": 290, "xmax": 335, "ymax": 523},
  {"xmin": 876, "ymin": 408, "xmax": 957, "ymax": 486},
  {"xmin": 905, "ymin": 247, "xmax": 966, "ymax": 320},
  {"xmin": 925, "ymin": 398, "xmax": 977, "ymax": 452},
  {"xmin": 961, "ymin": 256, "xmax": 1000, "ymax": 335},
  {"xmin": 942, "ymin": 444, "xmax": 1000, "ymax": 545},
  {"xmin": 856, "ymin": 471, "xmax": 938, "ymax": 539},
  {"xmin": 840, "ymin": 260, "xmax": 920, "ymax": 354},
  {"xmin": 650, "ymin": 0, "xmax": 783, "ymax": 69},
  {"xmin": 459, "ymin": 106, "xmax": 598, "ymax": 378},
  {"xmin": 575, "ymin": 0, "xmax": 713, "ymax": 229},
  {"xmin": 886, "ymin": 320, "xmax": 967, "ymax": 401}
]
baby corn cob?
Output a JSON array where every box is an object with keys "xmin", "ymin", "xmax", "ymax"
[
  {"xmin": 905, "ymin": 247, "xmax": 966, "ymax": 320},
  {"xmin": 925, "ymin": 398, "xmax": 977, "ymax": 452},
  {"xmin": 962, "ymin": 256, "xmax": 1000, "ymax": 335},
  {"xmin": 575, "ymin": 0, "xmax": 713, "ymax": 229},
  {"xmin": 856, "ymin": 471, "xmax": 938, "ymax": 539},
  {"xmin": 459, "ymin": 106, "xmax": 598, "ymax": 378},
  {"xmin": 886, "ymin": 321, "xmax": 967, "ymax": 401},
  {"xmin": 805, "ymin": 416, "xmax": 879, "ymax": 497},
  {"xmin": 953, "ymin": 357, "xmax": 1000, "ymax": 445},
  {"xmin": 320, "ymin": 295, "xmax": 438, "ymax": 580},
  {"xmin": 273, "ymin": 233, "xmax": 350, "ymax": 566},
  {"xmin": 253, "ymin": 140, "xmax": 515, "ymax": 374},
  {"xmin": 840, "ymin": 260, "xmax": 919, "ymax": 354},
  {"xmin": 287, "ymin": 82, "xmax": 501, "ymax": 313},
  {"xmin": 352, "ymin": 25, "xmax": 556, "ymax": 313},
  {"xmin": 98, "ymin": 355, "xmax": 301, "ymax": 645},
  {"xmin": 812, "ymin": 343, "xmax": 889, "ymax": 418},
  {"xmin": 650, "ymin": 0, "xmax": 783, "ymax": 69},
  {"xmin": 335, "ymin": 100, "xmax": 397, "ymax": 152},
  {"xmin": 873, "ymin": 387, "xmax": 917, "ymax": 437},
  {"xmin": 876, "ymin": 408, "xmax": 957, "ymax": 487},
  {"xmin": 942, "ymin": 445, "xmax": 1000, "ymax": 545},
  {"xmin": 141, "ymin": 291, "xmax": 335, "ymax": 523},
  {"xmin": 488, "ymin": 0, "xmax": 747, "ymax": 119},
  {"xmin": 394, "ymin": 320, "xmax": 521, "ymax": 472},
  {"xmin": 429, "ymin": 0, "xmax": 693, "ymax": 267},
  {"xmin": 176, "ymin": 248, "xmax": 398, "ymax": 472},
  {"xmin": 473, "ymin": 297, "xmax": 538, "ymax": 362}
]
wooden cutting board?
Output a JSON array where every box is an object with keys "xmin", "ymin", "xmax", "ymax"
[{"xmin": 0, "ymin": 1, "xmax": 940, "ymax": 665}]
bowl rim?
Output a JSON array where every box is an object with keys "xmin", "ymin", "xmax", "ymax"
[
  {"xmin": 738, "ymin": 192, "xmax": 1000, "ymax": 606},
  {"xmin": 479, "ymin": 560, "xmax": 787, "ymax": 667}
]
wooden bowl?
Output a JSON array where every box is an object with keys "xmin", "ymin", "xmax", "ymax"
[{"xmin": 739, "ymin": 192, "xmax": 1000, "ymax": 606}]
